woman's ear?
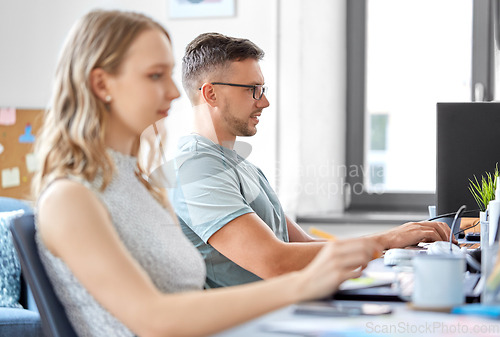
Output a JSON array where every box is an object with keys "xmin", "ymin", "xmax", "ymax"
[
  {"xmin": 199, "ymin": 83, "xmax": 218, "ymax": 107},
  {"xmin": 90, "ymin": 68, "xmax": 111, "ymax": 103}
]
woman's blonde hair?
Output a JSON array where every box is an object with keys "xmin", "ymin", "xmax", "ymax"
[{"xmin": 32, "ymin": 10, "xmax": 175, "ymax": 216}]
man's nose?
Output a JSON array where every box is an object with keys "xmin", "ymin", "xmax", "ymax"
[{"xmin": 257, "ymin": 93, "xmax": 270, "ymax": 108}]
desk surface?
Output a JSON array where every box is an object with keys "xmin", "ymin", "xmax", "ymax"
[
  {"xmin": 210, "ymin": 253, "xmax": 492, "ymax": 337},
  {"xmin": 210, "ymin": 301, "xmax": 500, "ymax": 337}
]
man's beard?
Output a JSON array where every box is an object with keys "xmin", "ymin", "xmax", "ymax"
[{"xmin": 221, "ymin": 102, "xmax": 258, "ymax": 137}]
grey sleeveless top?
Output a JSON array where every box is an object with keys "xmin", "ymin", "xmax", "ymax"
[{"xmin": 36, "ymin": 149, "xmax": 206, "ymax": 337}]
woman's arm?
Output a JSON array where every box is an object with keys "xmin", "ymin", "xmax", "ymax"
[{"xmin": 38, "ymin": 179, "xmax": 382, "ymax": 337}]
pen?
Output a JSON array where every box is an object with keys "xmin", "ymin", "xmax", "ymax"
[
  {"xmin": 308, "ymin": 227, "xmax": 382, "ymax": 260},
  {"xmin": 309, "ymin": 227, "xmax": 337, "ymax": 241}
]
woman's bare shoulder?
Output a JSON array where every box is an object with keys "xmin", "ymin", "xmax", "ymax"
[{"xmin": 37, "ymin": 178, "xmax": 109, "ymax": 256}]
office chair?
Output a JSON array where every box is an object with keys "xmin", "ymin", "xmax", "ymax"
[{"xmin": 10, "ymin": 214, "xmax": 78, "ymax": 337}]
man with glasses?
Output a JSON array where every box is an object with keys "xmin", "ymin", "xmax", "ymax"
[{"xmin": 171, "ymin": 32, "xmax": 453, "ymax": 289}]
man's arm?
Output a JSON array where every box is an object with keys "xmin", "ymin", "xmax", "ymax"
[
  {"xmin": 285, "ymin": 214, "xmax": 327, "ymax": 242},
  {"xmin": 285, "ymin": 214, "xmax": 453, "ymax": 248},
  {"xmin": 208, "ymin": 213, "xmax": 325, "ymax": 279},
  {"xmin": 208, "ymin": 213, "xmax": 455, "ymax": 279}
]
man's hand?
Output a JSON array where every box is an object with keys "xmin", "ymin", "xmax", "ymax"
[{"xmin": 369, "ymin": 221, "xmax": 457, "ymax": 249}]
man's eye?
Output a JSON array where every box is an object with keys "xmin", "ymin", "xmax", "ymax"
[{"xmin": 150, "ymin": 73, "xmax": 163, "ymax": 80}]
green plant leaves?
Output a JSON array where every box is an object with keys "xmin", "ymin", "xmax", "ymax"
[{"xmin": 469, "ymin": 163, "xmax": 499, "ymax": 211}]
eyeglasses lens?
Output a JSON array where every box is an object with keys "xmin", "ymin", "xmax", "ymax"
[{"xmin": 254, "ymin": 86, "xmax": 266, "ymax": 100}]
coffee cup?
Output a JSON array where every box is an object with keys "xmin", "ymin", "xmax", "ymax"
[{"xmin": 410, "ymin": 254, "xmax": 465, "ymax": 309}]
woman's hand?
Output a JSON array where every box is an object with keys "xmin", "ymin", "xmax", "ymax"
[{"xmin": 295, "ymin": 238, "xmax": 384, "ymax": 301}]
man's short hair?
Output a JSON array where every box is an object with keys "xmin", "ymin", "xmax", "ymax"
[{"xmin": 182, "ymin": 32, "xmax": 265, "ymax": 102}]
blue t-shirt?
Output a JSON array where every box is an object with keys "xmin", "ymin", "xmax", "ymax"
[{"xmin": 170, "ymin": 135, "xmax": 288, "ymax": 288}]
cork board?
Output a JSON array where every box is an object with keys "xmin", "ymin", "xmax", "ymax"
[{"xmin": 0, "ymin": 109, "xmax": 44, "ymax": 200}]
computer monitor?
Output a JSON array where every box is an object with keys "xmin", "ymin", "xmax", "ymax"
[{"xmin": 437, "ymin": 102, "xmax": 500, "ymax": 224}]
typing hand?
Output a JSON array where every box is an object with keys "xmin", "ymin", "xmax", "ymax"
[
  {"xmin": 370, "ymin": 221, "xmax": 457, "ymax": 250},
  {"xmin": 296, "ymin": 238, "xmax": 384, "ymax": 301}
]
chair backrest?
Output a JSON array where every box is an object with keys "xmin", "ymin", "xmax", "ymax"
[
  {"xmin": 0, "ymin": 196, "xmax": 33, "ymax": 214},
  {"xmin": 10, "ymin": 214, "xmax": 78, "ymax": 337},
  {"xmin": 0, "ymin": 196, "xmax": 35, "ymax": 310}
]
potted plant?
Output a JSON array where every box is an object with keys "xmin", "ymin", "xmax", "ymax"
[{"xmin": 469, "ymin": 163, "xmax": 499, "ymax": 212}]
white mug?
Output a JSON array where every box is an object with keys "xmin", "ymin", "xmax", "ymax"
[{"xmin": 411, "ymin": 254, "xmax": 466, "ymax": 309}]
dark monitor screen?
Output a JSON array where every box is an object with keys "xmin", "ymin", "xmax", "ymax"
[{"xmin": 437, "ymin": 102, "xmax": 500, "ymax": 219}]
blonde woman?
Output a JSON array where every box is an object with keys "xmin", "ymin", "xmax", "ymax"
[{"xmin": 32, "ymin": 10, "xmax": 383, "ymax": 337}]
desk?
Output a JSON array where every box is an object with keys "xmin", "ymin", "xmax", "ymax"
[
  {"xmin": 211, "ymin": 256, "xmax": 493, "ymax": 337},
  {"xmin": 210, "ymin": 301, "xmax": 500, "ymax": 336},
  {"xmin": 210, "ymin": 306, "xmax": 300, "ymax": 337}
]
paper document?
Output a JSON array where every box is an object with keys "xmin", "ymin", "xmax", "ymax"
[
  {"xmin": 0, "ymin": 107, "xmax": 16, "ymax": 125},
  {"xmin": 2, "ymin": 167, "xmax": 20, "ymax": 188},
  {"xmin": 338, "ymin": 271, "xmax": 395, "ymax": 291},
  {"xmin": 25, "ymin": 153, "xmax": 37, "ymax": 173}
]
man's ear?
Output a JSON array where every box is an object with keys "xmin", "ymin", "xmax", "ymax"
[
  {"xmin": 90, "ymin": 68, "xmax": 111, "ymax": 103},
  {"xmin": 199, "ymin": 83, "xmax": 218, "ymax": 107}
]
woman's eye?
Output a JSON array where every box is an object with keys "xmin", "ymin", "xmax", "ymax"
[{"xmin": 150, "ymin": 73, "xmax": 163, "ymax": 80}]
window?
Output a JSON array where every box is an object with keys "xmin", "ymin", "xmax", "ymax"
[{"xmin": 346, "ymin": 0, "xmax": 490, "ymax": 211}]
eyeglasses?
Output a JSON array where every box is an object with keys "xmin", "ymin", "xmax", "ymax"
[{"xmin": 198, "ymin": 82, "xmax": 268, "ymax": 100}]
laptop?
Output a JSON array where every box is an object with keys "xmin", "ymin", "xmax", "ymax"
[{"xmin": 333, "ymin": 257, "xmax": 481, "ymax": 303}]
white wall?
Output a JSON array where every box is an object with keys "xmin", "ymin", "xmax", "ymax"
[
  {"xmin": 278, "ymin": 0, "xmax": 346, "ymax": 217},
  {"xmin": 0, "ymin": 0, "xmax": 346, "ymax": 216},
  {"xmin": 0, "ymin": 0, "xmax": 278, "ymax": 187},
  {"xmin": 0, "ymin": 0, "xmax": 168, "ymax": 109},
  {"xmin": 164, "ymin": 0, "xmax": 279, "ymax": 187}
]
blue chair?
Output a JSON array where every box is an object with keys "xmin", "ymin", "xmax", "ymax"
[
  {"xmin": 0, "ymin": 197, "xmax": 42, "ymax": 337},
  {"xmin": 10, "ymin": 214, "xmax": 78, "ymax": 337}
]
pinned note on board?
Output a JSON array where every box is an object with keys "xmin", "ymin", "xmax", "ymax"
[
  {"xmin": 19, "ymin": 123, "xmax": 35, "ymax": 143},
  {"xmin": 25, "ymin": 153, "xmax": 37, "ymax": 173},
  {"xmin": 0, "ymin": 107, "xmax": 16, "ymax": 125},
  {"xmin": 2, "ymin": 167, "xmax": 21, "ymax": 188},
  {"xmin": 0, "ymin": 143, "xmax": 4, "ymax": 155}
]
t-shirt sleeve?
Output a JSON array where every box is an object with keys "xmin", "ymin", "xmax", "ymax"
[{"xmin": 170, "ymin": 153, "xmax": 254, "ymax": 243}]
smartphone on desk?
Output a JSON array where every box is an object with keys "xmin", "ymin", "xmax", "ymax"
[{"xmin": 294, "ymin": 301, "xmax": 392, "ymax": 317}]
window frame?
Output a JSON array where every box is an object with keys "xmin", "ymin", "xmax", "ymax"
[{"xmin": 345, "ymin": 0, "xmax": 493, "ymax": 212}]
